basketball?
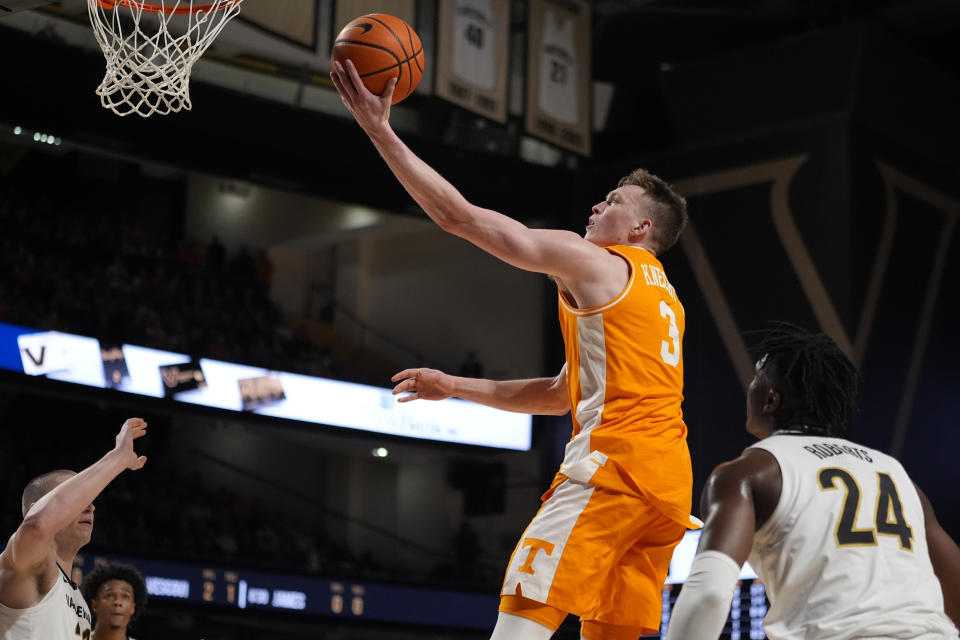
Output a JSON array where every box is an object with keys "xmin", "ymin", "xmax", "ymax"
[{"xmin": 331, "ymin": 14, "xmax": 425, "ymax": 105}]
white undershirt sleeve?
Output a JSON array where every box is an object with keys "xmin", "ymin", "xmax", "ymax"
[{"xmin": 664, "ymin": 550, "xmax": 743, "ymax": 640}]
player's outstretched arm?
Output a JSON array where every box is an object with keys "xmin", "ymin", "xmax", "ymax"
[
  {"xmin": 665, "ymin": 450, "xmax": 778, "ymax": 640},
  {"xmin": 329, "ymin": 60, "xmax": 608, "ymax": 283},
  {"xmin": 391, "ymin": 367, "xmax": 569, "ymax": 416},
  {"xmin": 0, "ymin": 418, "xmax": 148, "ymax": 609},
  {"xmin": 916, "ymin": 484, "xmax": 960, "ymax": 625}
]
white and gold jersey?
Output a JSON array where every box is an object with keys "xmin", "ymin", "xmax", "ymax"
[
  {"xmin": 0, "ymin": 567, "xmax": 92, "ymax": 640},
  {"xmin": 748, "ymin": 434, "xmax": 957, "ymax": 640}
]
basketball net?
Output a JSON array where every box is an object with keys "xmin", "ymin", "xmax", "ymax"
[{"xmin": 86, "ymin": 0, "xmax": 243, "ymax": 117}]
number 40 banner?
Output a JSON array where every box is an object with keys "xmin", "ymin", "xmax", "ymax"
[
  {"xmin": 435, "ymin": 0, "xmax": 511, "ymax": 123},
  {"xmin": 526, "ymin": 0, "xmax": 592, "ymax": 155}
]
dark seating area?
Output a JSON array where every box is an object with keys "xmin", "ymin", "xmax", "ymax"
[
  {"xmin": 0, "ymin": 160, "xmax": 351, "ymax": 384},
  {"xmin": 0, "ymin": 394, "xmax": 498, "ymax": 590}
]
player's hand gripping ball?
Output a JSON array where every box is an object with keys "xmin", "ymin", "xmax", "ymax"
[{"xmin": 331, "ymin": 13, "xmax": 425, "ymax": 104}]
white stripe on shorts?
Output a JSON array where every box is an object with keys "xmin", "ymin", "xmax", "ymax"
[{"xmin": 502, "ymin": 479, "xmax": 595, "ymax": 602}]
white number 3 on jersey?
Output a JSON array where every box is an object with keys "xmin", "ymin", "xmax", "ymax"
[{"xmin": 660, "ymin": 301, "xmax": 681, "ymax": 367}]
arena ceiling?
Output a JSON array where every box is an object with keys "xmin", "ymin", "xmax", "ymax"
[{"xmin": 0, "ymin": 0, "xmax": 958, "ymax": 217}]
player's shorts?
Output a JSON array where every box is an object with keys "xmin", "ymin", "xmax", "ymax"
[{"xmin": 500, "ymin": 478, "xmax": 686, "ymax": 635}]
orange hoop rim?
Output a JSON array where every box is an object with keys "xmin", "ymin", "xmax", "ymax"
[{"xmin": 95, "ymin": 0, "xmax": 240, "ymax": 14}]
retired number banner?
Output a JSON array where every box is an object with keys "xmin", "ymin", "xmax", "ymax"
[
  {"xmin": 525, "ymin": 0, "xmax": 591, "ymax": 155},
  {"xmin": 435, "ymin": 0, "xmax": 510, "ymax": 123}
]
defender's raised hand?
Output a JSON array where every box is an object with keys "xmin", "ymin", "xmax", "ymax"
[{"xmin": 113, "ymin": 418, "xmax": 148, "ymax": 471}]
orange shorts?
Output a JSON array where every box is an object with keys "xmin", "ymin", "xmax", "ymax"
[
  {"xmin": 499, "ymin": 479, "xmax": 686, "ymax": 636},
  {"xmin": 500, "ymin": 595, "xmax": 647, "ymax": 640}
]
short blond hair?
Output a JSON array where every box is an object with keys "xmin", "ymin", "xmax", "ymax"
[
  {"xmin": 618, "ymin": 169, "xmax": 688, "ymax": 253},
  {"xmin": 22, "ymin": 470, "xmax": 75, "ymax": 517}
]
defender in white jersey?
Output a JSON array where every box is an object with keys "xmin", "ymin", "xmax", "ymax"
[
  {"xmin": 0, "ymin": 419, "xmax": 148, "ymax": 640},
  {"xmin": 666, "ymin": 324, "xmax": 960, "ymax": 640},
  {"xmin": 81, "ymin": 562, "xmax": 147, "ymax": 640}
]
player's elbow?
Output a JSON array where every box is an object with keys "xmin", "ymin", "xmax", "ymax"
[
  {"xmin": 433, "ymin": 212, "xmax": 460, "ymax": 234},
  {"xmin": 20, "ymin": 510, "xmax": 57, "ymax": 540},
  {"xmin": 540, "ymin": 375, "xmax": 569, "ymax": 415},
  {"xmin": 430, "ymin": 201, "xmax": 472, "ymax": 233},
  {"xmin": 542, "ymin": 389, "xmax": 570, "ymax": 415},
  {"xmin": 544, "ymin": 398, "xmax": 570, "ymax": 416},
  {"xmin": 435, "ymin": 201, "xmax": 496, "ymax": 240}
]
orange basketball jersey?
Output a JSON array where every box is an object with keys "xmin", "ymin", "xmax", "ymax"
[{"xmin": 554, "ymin": 245, "xmax": 697, "ymax": 528}]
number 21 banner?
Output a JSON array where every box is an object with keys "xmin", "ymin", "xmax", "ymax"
[
  {"xmin": 525, "ymin": 0, "xmax": 591, "ymax": 155},
  {"xmin": 435, "ymin": 0, "xmax": 511, "ymax": 123}
]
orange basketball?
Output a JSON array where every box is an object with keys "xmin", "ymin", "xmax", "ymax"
[{"xmin": 331, "ymin": 14, "xmax": 425, "ymax": 105}]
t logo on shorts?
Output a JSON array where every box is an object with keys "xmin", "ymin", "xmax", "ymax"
[{"xmin": 518, "ymin": 538, "xmax": 555, "ymax": 574}]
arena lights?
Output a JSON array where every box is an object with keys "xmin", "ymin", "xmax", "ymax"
[
  {"xmin": 372, "ymin": 447, "xmax": 389, "ymax": 458},
  {"xmin": 18, "ymin": 127, "xmax": 61, "ymax": 146}
]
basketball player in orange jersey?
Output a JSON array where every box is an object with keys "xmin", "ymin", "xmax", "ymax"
[
  {"xmin": 0, "ymin": 419, "xmax": 148, "ymax": 640},
  {"xmin": 332, "ymin": 60, "xmax": 700, "ymax": 640},
  {"xmin": 665, "ymin": 325, "xmax": 960, "ymax": 640}
]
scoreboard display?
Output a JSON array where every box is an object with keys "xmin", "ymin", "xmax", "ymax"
[
  {"xmin": 72, "ymin": 530, "xmax": 770, "ymax": 637},
  {"xmin": 72, "ymin": 552, "xmax": 500, "ymax": 630}
]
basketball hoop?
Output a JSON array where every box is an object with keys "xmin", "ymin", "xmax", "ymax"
[{"xmin": 87, "ymin": 0, "xmax": 243, "ymax": 117}]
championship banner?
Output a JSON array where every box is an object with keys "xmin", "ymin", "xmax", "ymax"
[
  {"xmin": 525, "ymin": 0, "xmax": 591, "ymax": 155},
  {"xmin": 435, "ymin": 0, "xmax": 510, "ymax": 123},
  {"xmin": 334, "ymin": 0, "xmax": 415, "ymax": 33}
]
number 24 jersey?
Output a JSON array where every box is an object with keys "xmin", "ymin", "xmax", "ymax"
[{"xmin": 747, "ymin": 434, "xmax": 957, "ymax": 640}]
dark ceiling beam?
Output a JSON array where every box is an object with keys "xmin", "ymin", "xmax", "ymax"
[{"xmin": 0, "ymin": 25, "xmax": 584, "ymax": 226}]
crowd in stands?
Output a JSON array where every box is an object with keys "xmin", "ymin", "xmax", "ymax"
[
  {"xmin": 90, "ymin": 456, "xmax": 374, "ymax": 580},
  {"xmin": 0, "ymin": 166, "xmax": 356, "ymax": 382}
]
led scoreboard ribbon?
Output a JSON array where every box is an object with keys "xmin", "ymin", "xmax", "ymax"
[
  {"xmin": 0, "ymin": 321, "xmax": 532, "ymax": 450},
  {"xmin": 73, "ymin": 552, "xmax": 500, "ymax": 630},
  {"xmin": 68, "ymin": 530, "xmax": 769, "ymax": 636}
]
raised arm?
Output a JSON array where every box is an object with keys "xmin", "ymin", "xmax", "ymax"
[
  {"xmin": 391, "ymin": 366, "xmax": 569, "ymax": 416},
  {"xmin": 0, "ymin": 418, "xmax": 148, "ymax": 609},
  {"xmin": 916, "ymin": 484, "xmax": 960, "ymax": 625},
  {"xmin": 330, "ymin": 61, "xmax": 613, "ymax": 285}
]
